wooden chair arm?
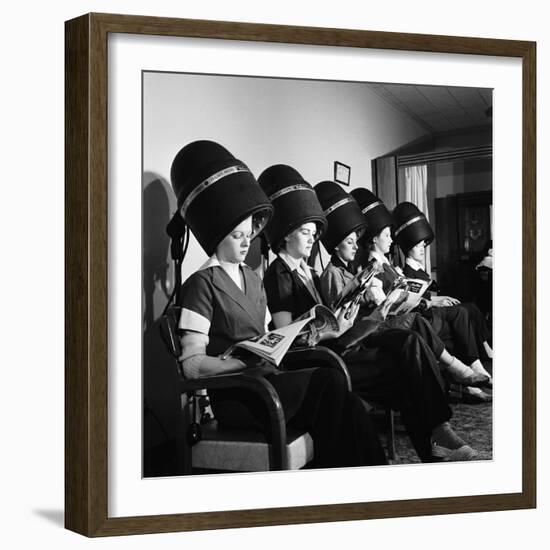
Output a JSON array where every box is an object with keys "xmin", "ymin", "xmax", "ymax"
[{"xmin": 181, "ymin": 372, "xmax": 288, "ymax": 470}]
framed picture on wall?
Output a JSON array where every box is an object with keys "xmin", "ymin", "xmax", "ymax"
[
  {"xmin": 65, "ymin": 13, "xmax": 536, "ymax": 537},
  {"xmin": 334, "ymin": 161, "xmax": 351, "ymax": 185}
]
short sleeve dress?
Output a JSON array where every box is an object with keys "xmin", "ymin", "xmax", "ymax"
[{"xmin": 178, "ymin": 263, "xmax": 315, "ymax": 428}]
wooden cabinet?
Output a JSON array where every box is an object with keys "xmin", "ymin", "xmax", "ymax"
[{"xmin": 435, "ymin": 190, "xmax": 492, "ymax": 304}]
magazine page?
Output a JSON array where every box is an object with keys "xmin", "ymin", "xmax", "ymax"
[
  {"xmin": 224, "ymin": 305, "xmax": 339, "ymax": 366},
  {"xmin": 332, "ymin": 260, "xmax": 380, "ymax": 311},
  {"xmin": 299, "ymin": 304, "xmax": 340, "ymax": 345},
  {"xmin": 232, "ymin": 317, "xmax": 314, "ymax": 365},
  {"xmin": 370, "ymin": 277, "xmax": 431, "ymax": 319},
  {"xmin": 384, "ymin": 287, "xmax": 416, "ymax": 316},
  {"xmin": 405, "ymin": 278, "xmax": 431, "ymax": 296}
]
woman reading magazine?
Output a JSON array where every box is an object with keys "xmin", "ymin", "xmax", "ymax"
[
  {"xmin": 391, "ymin": 201, "xmax": 493, "ymax": 400},
  {"xmin": 171, "ymin": 140, "xmax": 386, "ymax": 469},
  {"xmin": 260, "ymin": 173, "xmax": 481, "ymax": 462},
  {"xmin": 351, "ymin": 188, "xmax": 489, "ymax": 390}
]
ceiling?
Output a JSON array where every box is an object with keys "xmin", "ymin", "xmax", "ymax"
[{"xmin": 366, "ymin": 83, "xmax": 493, "ymax": 135}]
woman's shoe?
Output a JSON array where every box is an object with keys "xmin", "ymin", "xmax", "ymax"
[
  {"xmin": 446, "ymin": 357, "xmax": 489, "ymax": 386},
  {"xmin": 431, "ymin": 443, "xmax": 450, "ymax": 460},
  {"xmin": 471, "ymin": 361, "xmax": 493, "ymax": 388},
  {"xmin": 448, "ymin": 368, "xmax": 489, "ymax": 387},
  {"xmin": 432, "ymin": 444, "xmax": 479, "ymax": 461},
  {"xmin": 462, "ymin": 386, "xmax": 492, "ymax": 404}
]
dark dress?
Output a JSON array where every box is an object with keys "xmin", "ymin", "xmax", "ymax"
[
  {"xmin": 178, "ymin": 263, "xmax": 386, "ymax": 468},
  {"xmin": 403, "ymin": 263, "xmax": 489, "ymax": 362},
  {"xmin": 264, "ymin": 256, "xmax": 453, "ymax": 462}
]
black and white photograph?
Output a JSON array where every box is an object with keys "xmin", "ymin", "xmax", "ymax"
[
  {"xmin": 142, "ymin": 71, "xmax": 495, "ymax": 478},
  {"xmin": 4, "ymin": 0, "xmax": 543, "ymax": 545}
]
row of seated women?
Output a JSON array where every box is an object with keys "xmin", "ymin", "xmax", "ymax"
[{"xmin": 170, "ymin": 140, "xmax": 492, "ymax": 470}]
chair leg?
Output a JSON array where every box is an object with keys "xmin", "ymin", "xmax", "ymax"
[
  {"xmin": 386, "ymin": 409, "xmax": 396, "ymax": 462},
  {"xmin": 176, "ymin": 393, "xmax": 193, "ymax": 475}
]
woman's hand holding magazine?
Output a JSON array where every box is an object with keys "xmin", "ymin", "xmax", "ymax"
[
  {"xmin": 334, "ymin": 302, "xmax": 361, "ymax": 337},
  {"xmin": 332, "ymin": 259, "xmax": 383, "ymax": 311},
  {"xmin": 309, "ymin": 301, "xmax": 361, "ymax": 343}
]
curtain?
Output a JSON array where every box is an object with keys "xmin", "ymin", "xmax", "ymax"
[{"xmin": 404, "ymin": 165, "xmax": 431, "ymax": 275}]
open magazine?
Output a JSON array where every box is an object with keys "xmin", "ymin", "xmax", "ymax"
[
  {"xmin": 371, "ymin": 275, "xmax": 431, "ymax": 319},
  {"xmin": 332, "ymin": 259, "xmax": 382, "ymax": 311},
  {"xmin": 222, "ymin": 304, "xmax": 340, "ymax": 367}
]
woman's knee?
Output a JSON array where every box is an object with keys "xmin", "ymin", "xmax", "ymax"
[{"xmin": 450, "ymin": 305, "xmax": 469, "ymax": 323}]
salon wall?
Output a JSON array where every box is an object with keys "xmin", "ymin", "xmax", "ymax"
[{"xmin": 143, "ymin": 71, "xmax": 427, "ymax": 298}]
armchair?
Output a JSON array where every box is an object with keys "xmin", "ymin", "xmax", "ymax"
[{"xmin": 159, "ymin": 306, "xmax": 351, "ymax": 474}]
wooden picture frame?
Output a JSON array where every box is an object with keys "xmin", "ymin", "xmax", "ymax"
[{"xmin": 65, "ymin": 12, "xmax": 536, "ymax": 537}]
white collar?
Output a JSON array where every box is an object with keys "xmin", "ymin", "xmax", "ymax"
[
  {"xmin": 405, "ymin": 257, "xmax": 424, "ymax": 271},
  {"xmin": 199, "ymin": 254, "xmax": 246, "ymax": 271},
  {"xmin": 369, "ymin": 250, "xmax": 390, "ymax": 265}
]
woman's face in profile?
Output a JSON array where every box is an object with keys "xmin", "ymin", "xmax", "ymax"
[
  {"xmin": 335, "ymin": 232, "xmax": 358, "ymax": 263},
  {"xmin": 408, "ymin": 240, "xmax": 426, "ymax": 264},
  {"xmin": 284, "ymin": 222, "xmax": 317, "ymax": 259},
  {"xmin": 373, "ymin": 226, "xmax": 392, "ymax": 255},
  {"xmin": 216, "ymin": 216, "xmax": 253, "ymax": 263}
]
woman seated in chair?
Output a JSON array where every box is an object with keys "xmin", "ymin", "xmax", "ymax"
[
  {"xmin": 260, "ymin": 169, "xmax": 480, "ymax": 462},
  {"xmin": 351, "ymin": 189, "xmax": 491, "ymax": 396},
  {"xmin": 170, "ymin": 140, "xmax": 386, "ymax": 469},
  {"xmin": 393, "ymin": 201, "xmax": 493, "ymax": 365}
]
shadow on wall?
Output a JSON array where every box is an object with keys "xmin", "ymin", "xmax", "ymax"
[
  {"xmin": 142, "ymin": 172, "xmax": 183, "ymax": 477},
  {"xmin": 143, "ymin": 173, "xmax": 172, "ymax": 329}
]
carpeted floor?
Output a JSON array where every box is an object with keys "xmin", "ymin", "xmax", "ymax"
[
  {"xmin": 146, "ymin": 389, "xmax": 494, "ymax": 476},
  {"xmin": 377, "ymin": 398, "xmax": 493, "ymax": 464}
]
